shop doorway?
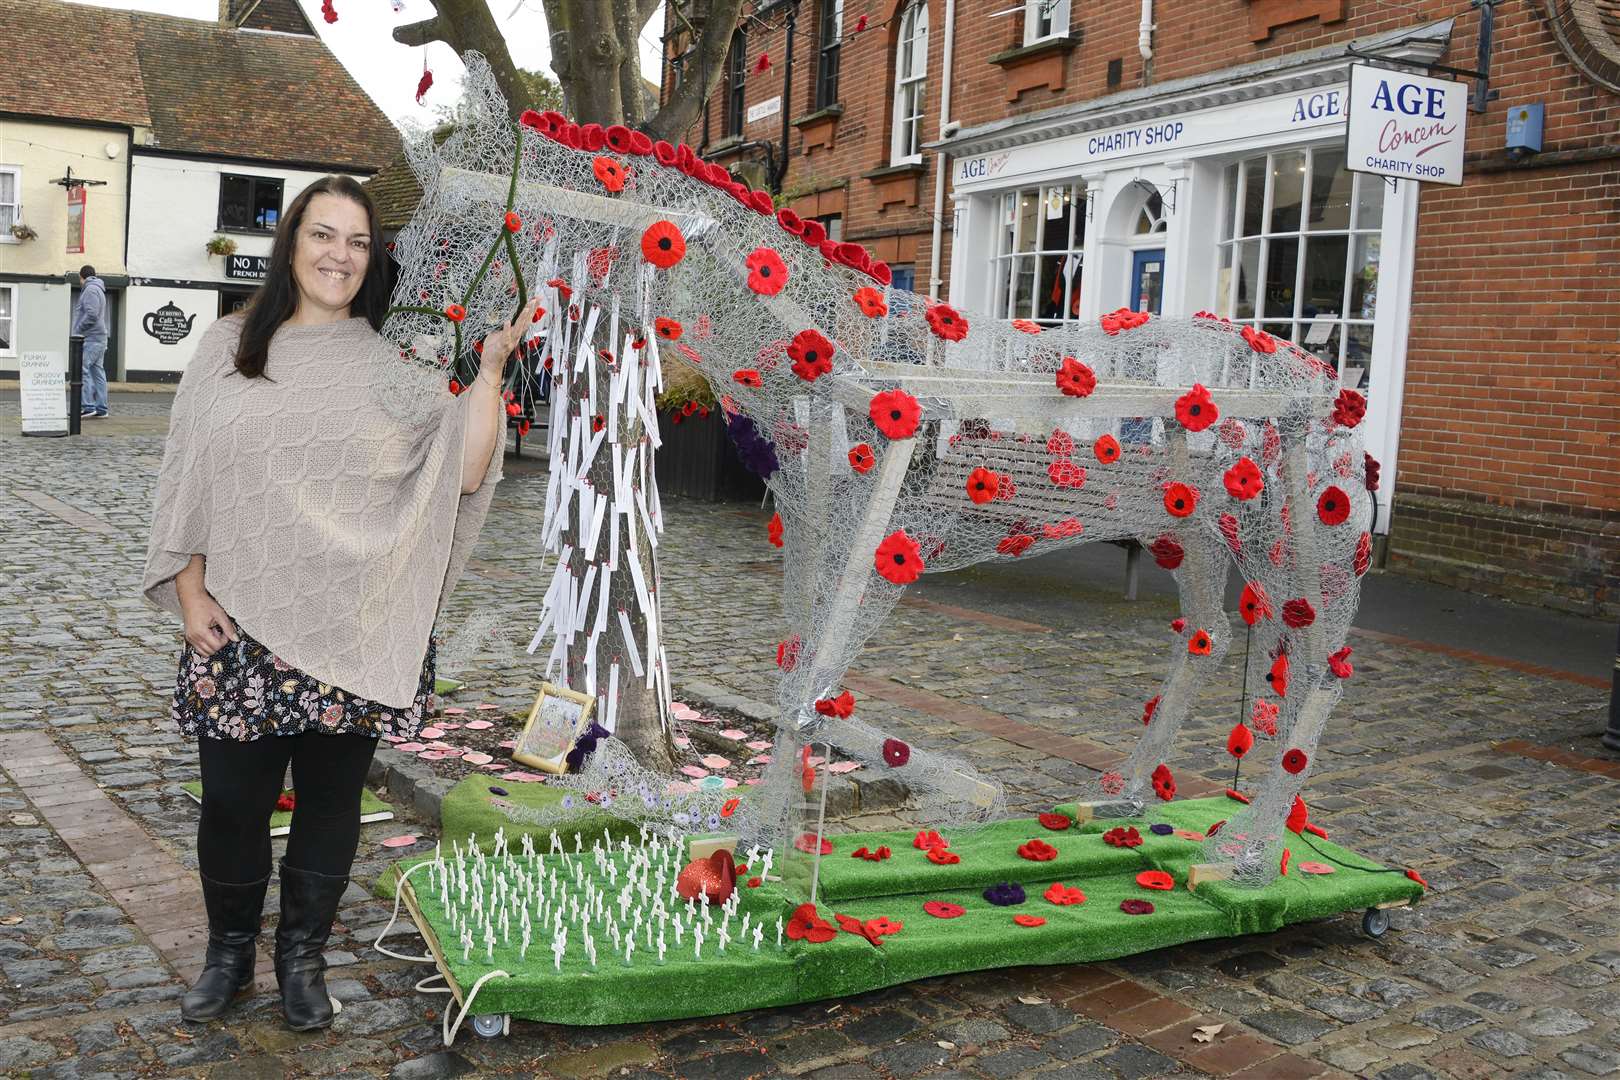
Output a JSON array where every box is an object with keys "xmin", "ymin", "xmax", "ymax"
[{"xmin": 1129, "ymin": 248, "xmax": 1165, "ymax": 315}]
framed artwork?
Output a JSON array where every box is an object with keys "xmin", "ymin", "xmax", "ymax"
[{"xmin": 512, "ymin": 682, "xmax": 596, "ymax": 774}]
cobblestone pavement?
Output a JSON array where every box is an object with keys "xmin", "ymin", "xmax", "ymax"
[{"xmin": 0, "ymin": 392, "xmax": 1615, "ymax": 1080}]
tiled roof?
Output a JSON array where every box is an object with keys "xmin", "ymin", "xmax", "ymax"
[
  {"xmin": 232, "ymin": 0, "xmax": 316, "ymax": 35},
  {"xmin": 127, "ymin": 9, "xmax": 401, "ymax": 171},
  {"xmin": 365, "ymin": 146, "xmax": 425, "ymax": 232},
  {"xmin": 0, "ymin": 0, "xmax": 152, "ymax": 129}
]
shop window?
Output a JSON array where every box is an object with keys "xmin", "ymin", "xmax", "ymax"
[
  {"xmin": 1134, "ymin": 190, "xmax": 1167, "ymax": 235},
  {"xmin": 219, "ymin": 174, "xmax": 283, "ymax": 232},
  {"xmin": 0, "ymin": 285, "xmax": 15, "ymax": 356},
  {"xmin": 815, "ymin": 214, "xmax": 843, "ymax": 243},
  {"xmin": 1216, "ymin": 146, "xmax": 1380, "ymax": 390},
  {"xmin": 723, "ymin": 29, "xmax": 748, "ymax": 138},
  {"xmin": 816, "ymin": 0, "xmax": 842, "ymax": 109},
  {"xmin": 991, "ymin": 183, "xmax": 1085, "ymax": 327},
  {"xmin": 1023, "ymin": 0, "xmax": 1070, "ymax": 45},
  {"xmin": 0, "ymin": 166, "xmax": 20, "ymax": 242},
  {"xmin": 891, "ymin": 0, "xmax": 929, "ymax": 164}
]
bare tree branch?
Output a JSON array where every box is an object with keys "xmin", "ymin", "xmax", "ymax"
[
  {"xmin": 393, "ymin": 0, "xmax": 531, "ymax": 120},
  {"xmin": 645, "ymin": 0, "xmax": 742, "ymax": 142}
]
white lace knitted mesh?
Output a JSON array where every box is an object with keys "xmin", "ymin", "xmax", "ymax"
[{"xmin": 382, "ymin": 55, "xmax": 1373, "ymax": 886}]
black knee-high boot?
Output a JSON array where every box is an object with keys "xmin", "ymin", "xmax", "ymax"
[
  {"xmin": 180, "ymin": 872, "xmax": 269, "ymax": 1022},
  {"xmin": 274, "ymin": 861, "xmax": 350, "ymax": 1031}
]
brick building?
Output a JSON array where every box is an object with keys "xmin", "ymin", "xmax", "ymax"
[{"xmin": 665, "ymin": 0, "xmax": 1620, "ymax": 616}]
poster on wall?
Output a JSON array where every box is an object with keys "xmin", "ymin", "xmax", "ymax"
[
  {"xmin": 66, "ymin": 187, "xmax": 85, "ymax": 255},
  {"xmin": 20, "ymin": 351, "xmax": 69, "ymax": 437},
  {"xmin": 1345, "ymin": 64, "xmax": 1467, "ymax": 186}
]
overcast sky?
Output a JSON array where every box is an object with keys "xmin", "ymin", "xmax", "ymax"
[{"xmin": 69, "ymin": 0, "xmax": 665, "ymax": 129}]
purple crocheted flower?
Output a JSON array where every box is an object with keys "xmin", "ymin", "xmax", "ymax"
[
  {"xmin": 1120, "ymin": 899, "xmax": 1155, "ymax": 915},
  {"xmin": 984, "ymin": 882, "xmax": 1026, "ymax": 906},
  {"xmin": 487, "ymin": 786, "xmax": 509, "ymax": 796},
  {"xmin": 1149, "ymin": 823, "xmax": 1175, "ymax": 836}
]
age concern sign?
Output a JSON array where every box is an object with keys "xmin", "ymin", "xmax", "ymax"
[{"xmin": 1345, "ymin": 65, "xmax": 1467, "ymax": 186}]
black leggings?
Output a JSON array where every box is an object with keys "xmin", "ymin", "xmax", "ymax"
[{"xmin": 197, "ymin": 732, "xmax": 379, "ymax": 884}]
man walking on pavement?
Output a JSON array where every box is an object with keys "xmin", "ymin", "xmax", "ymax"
[{"xmin": 72, "ymin": 265, "xmax": 110, "ymax": 418}]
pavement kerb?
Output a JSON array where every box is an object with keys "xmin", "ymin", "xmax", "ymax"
[
  {"xmin": 364, "ymin": 679, "xmax": 913, "ymax": 829},
  {"xmin": 0, "ymin": 378, "xmax": 176, "ymax": 394}
]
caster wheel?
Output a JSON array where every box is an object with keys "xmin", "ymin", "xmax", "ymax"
[
  {"xmin": 471, "ymin": 1014, "xmax": 506, "ymax": 1038},
  {"xmin": 1362, "ymin": 907, "xmax": 1390, "ymax": 939}
]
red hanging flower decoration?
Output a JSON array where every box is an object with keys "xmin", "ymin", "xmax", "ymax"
[
  {"xmin": 1281, "ymin": 747, "xmax": 1309, "ymax": 774},
  {"xmin": 1187, "ymin": 629, "xmax": 1213, "ymax": 656},
  {"xmin": 966, "ymin": 467, "xmax": 1001, "ymax": 505},
  {"xmin": 1055, "ymin": 356, "xmax": 1097, "ymax": 398},
  {"xmin": 788, "ymin": 329, "xmax": 835, "ymax": 381},
  {"xmin": 1241, "ymin": 325, "xmax": 1277, "ymax": 354},
  {"xmin": 1267, "ymin": 653, "xmax": 1290, "ymax": 698},
  {"xmin": 1151, "ymin": 763, "xmax": 1176, "ymax": 801},
  {"xmin": 1048, "ymin": 460, "xmax": 1086, "ymax": 488},
  {"xmin": 1317, "ymin": 486, "xmax": 1350, "ymax": 526},
  {"xmin": 1174, "ymin": 384, "xmax": 1219, "ymax": 432},
  {"xmin": 848, "ymin": 443, "xmax": 876, "ymax": 474},
  {"xmin": 1223, "ymin": 457, "xmax": 1264, "ymax": 500},
  {"xmin": 592, "ymin": 156, "xmax": 627, "ymax": 193},
  {"xmin": 1355, "ymin": 532, "xmax": 1373, "ymax": 577},
  {"xmin": 733, "ymin": 369, "xmax": 763, "ymax": 388},
  {"xmin": 1120, "ymin": 899, "xmax": 1155, "ymax": 915},
  {"xmin": 1364, "ymin": 452, "xmax": 1381, "ymax": 492},
  {"xmin": 1327, "ymin": 646, "xmax": 1354, "ymax": 679},
  {"xmin": 1044, "ymin": 882, "xmax": 1086, "ymax": 905},
  {"xmin": 1163, "ymin": 482, "xmax": 1199, "ymax": 518},
  {"xmin": 869, "ymin": 388, "xmax": 921, "ymax": 439},
  {"xmin": 882, "ymin": 738, "xmax": 911, "ymax": 767},
  {"xmin": 766, "ymin": 511, "xmax": 784, "ymax": 548},
  {"xmin": 814, "ymin": 690, "xmax": 856, "ymax": 718},
  {"xmin": 655, "ymin": 317, "xmax": 683, "ymax": 341},
  {"xmin": 853, "ymin": 287, "xmax": 888, "ymax": 317},
  {"xmin": 874, "ymin": 530, "xmax": 925, "ymax": 584},
  {"xmin": 1103, "ymin": 826, "xmax": 1143, "ymax": 848},
  {"xmin": 1017, "ymin": 839, "xmax": 1059, "ymax": 862},
  {"xmin": 1013, "ymin": 914, "xmax": 1047, "ymax": 927},
  {"xmin": 926, "ymin": 847, "xmax": 960, "ymax": 865},
  {"xmin": 925, "ymin": 303, "xmax": 969, "ymax": 342},
  {"xmin": 1227, "ymin": 723, "xmax": 1254, "ymax": 759},
  {"xmin": 641, "ymin": 221, "xmax": 685, "ymax": 268},
  {"xmin": 1332, "ymin": 388, "xmax": 1366, "ymax": 429},
  {"xmin": 1038, "ymin": 812, "xmax": 1071, "ymax": 831},
  {"xmin": 1240, "ymin": 582, "xmax": 1272, "ymax": 625},
  {"xmin": 1142, "ymin": 694, "xmax": 1160, "ymax": 726},
  {"xmin": 1136, "ymin": 871, "xmax": 1174, "ymax": 891},
  {"xmin": 1149, "ymin": 536, "xmax": 1184, "ymax": 569},
  {"xmin": 924, "ymin": 900, "xmax": 965, "ymax": 918},
  {"xmin": 1093, "ymin": 434, "xmax": 1121, "ymax": 464},
  {"xmin": 1282, "ymin": 598, "xmax": 1316, "ymax": 629},
  {"xmin": 745, "ymin": 247, "xmax": 789, "ymax": 295}
]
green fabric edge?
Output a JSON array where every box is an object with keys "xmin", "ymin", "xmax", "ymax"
[{"xmin": 181, "ymin": 780, "xmax": 391, "ymax": 833}]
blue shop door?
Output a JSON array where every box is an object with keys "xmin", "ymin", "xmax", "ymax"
[{"xmin": 1121, "ymin": 249, "xmax": 1165, "ymax": 444}]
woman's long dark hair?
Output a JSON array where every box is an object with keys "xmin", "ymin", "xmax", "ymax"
[{"xmin": 232, "ymin": 175, "xmax": 389, "ymax": 378}]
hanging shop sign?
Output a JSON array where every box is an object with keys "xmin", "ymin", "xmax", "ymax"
[
  {"xmin": 226, "ymin": 254, "xmax": 272, "ymax": 280},
  {"xmin": 142, "ymin": 299, "xmax": 198, "ymax": 345},
  {"xmin": 65, "ymin": 186, "xmax": 85, "ymax": 255},
  {"xmin": 1345, "ymin": 64, "xmax": 1467, "ymax": 185}
]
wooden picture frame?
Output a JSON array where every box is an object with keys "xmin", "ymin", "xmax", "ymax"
[{"xmin": 512, "ymin": 681, "xmax": 596, "ymax": 774}]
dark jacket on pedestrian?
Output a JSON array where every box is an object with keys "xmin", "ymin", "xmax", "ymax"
[{"xmin": 72, "ymin": 277, "xmax": 110, "ymax": 340}]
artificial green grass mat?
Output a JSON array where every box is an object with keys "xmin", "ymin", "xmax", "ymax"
[
  {"xmin": 392, "ymin": 797, "xmax": 1422, "ymax": 1025},
  {"xmin": 182, "ymin": 781, "xmax": 391, "ymax": 836},
  {"xmin": 434, "ymin": 678, "xmax": 464, "ymax": 695}
]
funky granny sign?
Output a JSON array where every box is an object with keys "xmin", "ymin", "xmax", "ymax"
[{"xmin": 1345, "ymin": 65, "xmax": 1467, "ymax": 186}]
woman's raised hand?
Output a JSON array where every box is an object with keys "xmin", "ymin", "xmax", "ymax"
[{"xmin": 478, "ymin": 298, "xmax": 545, "ymax": 379}]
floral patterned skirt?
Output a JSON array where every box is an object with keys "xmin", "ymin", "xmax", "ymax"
[{"xmin": 172, "ymin": 626, "xmax": 435, "ymax": 742}]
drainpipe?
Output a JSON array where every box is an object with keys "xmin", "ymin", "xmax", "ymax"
[
  {"xmin": 1138, "ymin": 0, "xmax": 1154, "ymax": 83},
  {"xmin": 927, "ymin": 0, "xmax": 959, "ymax": 298}
]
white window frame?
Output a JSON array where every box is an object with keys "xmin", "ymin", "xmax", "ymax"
[
  {"xmin": 890, "ymin": 0, "xmax": 928, "ymax": 165},
  {"xmin": 0, "ymin": 284, "xmax": 17, "ymax": 358},
  {"xmin": 990, "ymin": 182, "xmax": 1085, "ymax": 327},
  {"xmin": 0, "ymin": 165, "xmax": 21, "ymax": 244},
  {"xmin": 1022, "ymin": 0, "xmax": 1070, "ymax": 46}
]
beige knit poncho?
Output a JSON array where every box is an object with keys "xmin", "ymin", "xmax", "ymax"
[{"xmin": 142, "ymin": 314, "xmax": 501, "ymax": 709}]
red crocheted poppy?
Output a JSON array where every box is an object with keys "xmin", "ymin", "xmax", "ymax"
[
  {"xmin": 1120, "ymin": 899, "xmax": 1155, "ymax": 915},
  {"xmin": 1044, "ymin": 882, "xmax": 1086, "ymax": 905},
  {"xmin": 925, "ymin": 303, "xmax": 969, "ymax": 341},
  {"xmin": 1317, "ymin": 486, "xmax": 1350, "ymax": 527},
  {"xmin": 924, "ymin": 901, "xmax": 965, "ymax": 918},
  {"xmin": 745, "ymin": 247, "xmax": 789, "ymax": 295},
  {"xmin": 1094, "ymin": 434, "xmax": 1121, "ymax": 464},
  {"xmin": 733, "ymin": 369, "xmax": 763, "ymax": 388},
  {"xmin": 788, "ymin": 329, "xmax": 835, "ymax": 381},
  {"xmin": 1149, "ymin": 536, "xmax": 1183, "ymax": 570},
  {"xmin": 579, "ymin": 123, "xmax": 607, "ymax": 151},
  {"xmin": 1100, "ymin": 307, "xmax": 1150, "ymax": 334},
  {"xmin": 1328, "ymin": 646, "xmax": 1354, "ymax": 679},
  {"xmin": 997, "ymin": 533, "xmax": 1034, "ymax": 558},
  {"xmin": 1047, "ymin": 430, "xmax": 1074, "ymax": 457},
  {"xmin": 1038, "ymin": 812, "xmax": 1071, "ymax": 831},
  {"xmin": 1043, "ymin": 518, "xmax": 1084, "ymax": 539},
  {"xmin": 766, "ymin": 511, "xmax": 784, "ymax": 548},
  {"xmin": 1281, "ymin": 748, "xmax": 1309, "ymax": 774},
  {"xmin": 848, "ymin": 443, "xmax": 876, "ymax": 474},
  {"xmin": 1136, "ymin": 870, "xmax": 1174, "ymax": 890},
  {"xmin": 1103, "ymin": 827, "xmax": 1143, "ymax": 848},
  {"xmin": 966, "ymin": 467, "xmax": 1001, "ymax": 505},
  {"xmin": 1223, "ymin": 457, "xmax": 1264, "ymax": 500},
  {"xmin": 1011, "ymin": 319, "xmax": 1042, "ymax": 334},
  {"xmin": 1174, "ymin": 384, "xmax": 1218, "ymax": 432},
  {"xmin": 794, "ymin": 832, "xmax": 834, "ymax": 855},
  {"xmin": 1241, "ymin": 325, "xmax": 1277, "ymax": 354},
  {"xmin": 1163, "ymin": 482, "xmax": 1198, "ymax": 518},
  {"xmin": 833, "ymin": 912, "xmax": 867, "ymax": 939},
  {"xmin": 1227, "ymin": 723, "xmax": 1255, "ymax": 760},
  {"xmin": 275, "ymin": 792, "xmax": 295, "ymax": 812},
  {"xmin": 1142, "ymin": 694, "xmax": 1160, "ymax": 726},
  {"xmin": 655, "ymin": 317, "xmax": 683, "ymax": 341},
  {"xmin": 882, "ymin": 738, "xmax": 910, "ymax": 767},
  {"xmin": 641, "ymin": 221, "xmax": 685, "ymax": 268},
  {"xmin": 1056, "ymin": 356, "xmax": 1097, "ymax": 398},
  {"xmin": 444, "ymin": 304, "xmax": 467, "ymax": 323},
  {"xmin": 720, "ymin": 797, "xmax": 740, "ymax": 818},
  {"xmin": 777, "ymin": 636, "xmax": 800, "ymax": 671},
  {"xmin": 786, "ymin": 903, "xmax": 837, "ymax": 942},
  {"xmin": 801, "ymin": 219, "xmax": 827, "ymax": 245},
  {"xmin": 1013, "ymin": 914, "xmax": 1047, "ymax": 927},
  {"xmin": 503, "ymin": 211, "xmax": 522, "ymax": 233},
  {"xmin": 1282, "ymin": 598, "xmax": 1316, "ymax": 629},
  {"xmin": 1267, "ymin": 653, "xmax": 1290, "ymax": 698},
  {"xmin": 1240, "ymin": 582, "xmax": 1272, "ymax": 625},
  {"xmin": 866, "ymin": 916, "xmax": 903, "ymax": 937},
  {"xmin": 1355, "ymin": 532, "xmax": 1372, "ymax": 577},
  {"xmin": 1151, "ymin": 763, "xmax": 1176, "ymax": 801},
  {"xmin": 913, "ymin": 829, "xmax": 948, "ymax": 851},
  {"xmin": 1018, "ymin": 839, "xmax": 1058, "ymax": 862},
  {"xmin": 853, "ymin": 287, "xmax": 888, "ymax": 317},
  {"xmin": 1218, "ymin": 417, "xmax": 1247, "ymax": 449},
  {"xmin": 926, "ymin": 847, "xmax": 961, "ymax": 865},
  {"xmin": 874, "ymin": 529, "xmax": 924, "ymax": 584},
  {"xmin": 869, "ymin": 389, "xmax": 921, "ymax": 439},
  {"xmin": 592, "ymin": 156, "xmax": 627, "ymax": 192},
  {"xmin": 1187, "ymin": 630, "xmax": 1213, "ymax": 656},
  {"xmin": 1332, "ymin": 388, "xmax": 1366, "ymax": 429},
  {"xmin": 814, "ymin": 690, "xmax": 855, "ymax": 718},
  {"xmin": 776, "ymin": 207, "xmax": 806, "ymax": 235},
  {"xmin": 1048, "ymin": 460, "xmax": 1086, "ymax": 488}
]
